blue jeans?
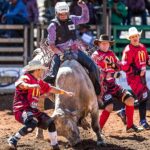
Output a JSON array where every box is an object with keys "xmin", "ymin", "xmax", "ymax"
[{"xmin": 44, "ymin": 50, "xmax": 101, "ymax": 95}]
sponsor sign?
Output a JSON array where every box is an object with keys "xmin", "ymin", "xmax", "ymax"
[{"xmin": 0, "ymin": 67, "xmax": 23, "ymax": 93}]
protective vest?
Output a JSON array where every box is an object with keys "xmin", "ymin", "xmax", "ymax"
[{"xmin": 51, "ymin": 17, "xmax": 77, "ymax": 44}]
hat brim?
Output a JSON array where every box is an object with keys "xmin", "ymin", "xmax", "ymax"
[
  {"xmin": 23, "ymin": 65, "xmax": 48, "ymax": 72},
  {"xmin": 94, "ymin": 39, "xmax": 115, "ymax": 46},
  {"xmin": 126, "ymin": 31, "xmax": 142, "ymax": 40}
]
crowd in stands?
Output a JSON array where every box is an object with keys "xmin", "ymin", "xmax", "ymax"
[
  {"xmin": 0, "ymin": 0, "xmax": 39, "ymax": 37},
  {"xmin": 0, "ymin": 0, "xmax": 150, "ymax": 40},
  {"xmin": 109, "ymin": 0, "xmax": 150, "ymax": 26}
]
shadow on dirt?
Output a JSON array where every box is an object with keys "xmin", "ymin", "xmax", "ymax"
[
  {"xmin": 59, "ymin": 139, "xmax": 133, "ymax": 150},
  {"xmin": 110, "ymin": 134, "xmax": 147, "ymax": 142}
]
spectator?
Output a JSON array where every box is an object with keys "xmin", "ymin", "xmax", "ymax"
[
  {"xmin": 23, "ymin": 0, "xmax": 39, "ymax": 25},
  {"xmin": 77, "ymin": 24, "xmax": 94, "ymax": 48},
  {"xmin": 86, "ymin": 0, "xmax": 97, "ymax": 25},
  {"xmin": 0, "ymin": 0, "xmax": 10, "ymax": 23},
  {"xmin": 1, "ymin": 0, "xmax": 29, "ymax": 37},
  {"xmin": 126, "ymin": 0, "xmax": 147, "ymax": 25},
  {"xmin": 145, "ymin": 0, "xmax": 150, "ymax": 15},
  {"xmin": 109, "ymin": 0, "xmax": 127, "ymax": 26},
  {"xmin": 43, "ymin": 0, "xmax": 57, "ymax": 24},
  {"xmin": 70, "ymin": 0, "xmax": 82, "ymax": 15}
]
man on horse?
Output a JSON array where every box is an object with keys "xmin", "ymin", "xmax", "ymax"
[{"xmin": 44, "ymin": 0, "xmax": 101, "ymax": 98}]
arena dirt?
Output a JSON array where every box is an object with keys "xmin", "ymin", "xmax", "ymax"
[{"xmin": 0, "ymin": 94, "xmax": 150, "ymax": 150}]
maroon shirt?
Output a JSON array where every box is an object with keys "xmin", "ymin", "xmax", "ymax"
[
  {"xmin": 13, "ymin": 73, "xmax": 51, "ymax": 112},
  {"xmin": 92, "ymin": 49, "xmax": 121, "ymax": 95}
]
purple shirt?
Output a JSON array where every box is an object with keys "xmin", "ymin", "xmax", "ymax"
[{"xmin": 47, "ymin": 3, "xmax": 89, "ymax": 52}]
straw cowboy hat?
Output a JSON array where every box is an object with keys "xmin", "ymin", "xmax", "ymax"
[
  {"xmin": 23, "ymin": 60, "xmax": 47, "ymax": 72},
  {"xmin": 126, "ymin": 27, "xmax": 142, "ymax": 40},
  {"xmin": 94, "ymin": 34, "xmax": 114, "ymax": 46}
]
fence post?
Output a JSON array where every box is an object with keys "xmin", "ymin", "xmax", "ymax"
[
  {"xmin": 24, "ymin": 25, "xmax": 28, "ymax": 65},
  {"xmin": 29, "ymin": 23, "xmax": 34, "ymax": 59}
]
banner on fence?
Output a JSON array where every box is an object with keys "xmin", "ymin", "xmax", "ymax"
[
  {"xmin": 0, "ymin": 68, "xmax": 150, "ymax": 94},
  {"xmin": 0, "ymin": 67, "xmax": 23, "ymax": 94}
]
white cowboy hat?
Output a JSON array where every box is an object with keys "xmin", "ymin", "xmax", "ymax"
[
  {"xmin": 23, "ymin": 60, "xmax": 47, "ymax": 72},
  {"xmin": 126, "ymin": 27, "xmax": 142, "ymax": 40}
]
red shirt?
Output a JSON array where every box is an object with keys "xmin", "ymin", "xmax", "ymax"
[
  {"xmin": 13, "ymin": 73, "xmax": 51, "ymax": 112},
  {"xmin": 92, "ymin": 49, "xmax": 121, "ymax": 94},
  {"xmin": 121, "ymin": 43, "xmax": 149, "ymax": 80},
  {"xmin": 92, "ymin": 49, "xmax": 120, "ymax": 73}
]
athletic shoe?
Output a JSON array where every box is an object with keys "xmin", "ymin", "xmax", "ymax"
[
  {"xmin": 126, "ymin": 124, "xmax": 143, "ymax": 133},
  {"xmin": 140, "ymin": 120, "xmax": 150, "ymax": 130},
  {"xmin": 7, "ymin": 136, "xmax": 17, "ymax": 149}
]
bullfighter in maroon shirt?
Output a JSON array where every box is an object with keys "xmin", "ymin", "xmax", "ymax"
[{"xmin": 7, "ymin": 60, "xmax": 73, "ymax": 149}]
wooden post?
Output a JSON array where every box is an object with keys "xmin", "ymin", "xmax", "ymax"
[
  {"xmin": 36, "ymin": 24, "xmax": 41, "ymax": 48},
  {"xmin": 29, "ymin": 23, "xmax": 34, "ymax": 59},
  {"xmin": 102, "ymin": 0, "xmax": 107, "ymax": 34},
  {"xmin": 24, "ymin": 25, "xmax": 28, "ymax": 65}
]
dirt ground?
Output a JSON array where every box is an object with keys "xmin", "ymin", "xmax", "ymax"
[{"xmin": 0, "ymin": 94, "xmax": 150, "ymax": 150}]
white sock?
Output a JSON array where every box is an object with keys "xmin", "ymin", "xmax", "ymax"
[
  {"xmin": 48, "ymin": 131, "xmax": 58, "ymax": 146},
  {"xmin": 14, "ymin": 132, "xmax": 22, "ymax": 141}
]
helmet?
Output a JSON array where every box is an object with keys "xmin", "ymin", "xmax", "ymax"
[{"xmin": 55, "ymin": 2, "xmax": 69, "ymax": 14}]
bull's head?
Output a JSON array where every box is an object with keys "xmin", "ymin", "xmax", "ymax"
[{"xmin": 52, "ymin": 109, "xmax": 81, "ymax": 146}]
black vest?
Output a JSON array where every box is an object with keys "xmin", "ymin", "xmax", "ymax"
[{"xmin": 51, "ymin": 17, "xmax": 77, "ymax": 44}]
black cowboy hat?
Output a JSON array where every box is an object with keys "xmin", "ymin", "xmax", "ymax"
[{"xmin": 94, "ymin": 34, "xmax": 115, "ymax": 46}]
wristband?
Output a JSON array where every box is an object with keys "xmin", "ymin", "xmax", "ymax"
[{"xmin": 60, "ymin": 90, "xmax": 65, "ymax": 94}]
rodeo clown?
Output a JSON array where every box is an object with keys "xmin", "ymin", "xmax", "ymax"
[
  {"xmin": 7, "ymin": 60, "xmax": 73, "ymax": 149},
  {"xmin": 91, "ymin": 34, "xmax": 143, "ymax": 133},
  {"xmin": 118, "ymin": 27, "xmax": 150, "ymax": 130}
]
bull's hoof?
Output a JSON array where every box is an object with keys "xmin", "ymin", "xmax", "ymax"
[
  {"xmin": 35, "ymin": 136, "xmax": 44, "ymax": 139},
  {"xmin": 69, "ymin": 138, "xmax": 81, "ymax": 147},
  {"xmin": 51, "ymin": 144, "xmax": 60, "ymax": 150},
  {"xmin": 35, "ymin": 128, "xmax": 44, "ymax": 139},
  {"xmin": 97, "ymin": 140, "xmax": 107, "ymax": 147},
  {"xmin": 35, "ymin": 132, "xmax": 44, "ymax": 140}
]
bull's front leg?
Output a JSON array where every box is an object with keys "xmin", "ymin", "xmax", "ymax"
[
  {"xmin": 36, "ymin": 128, "xmax": 44, "ymax": 139},
  {"xmin": 36, "ymin": 96, "xmax": 45, "ymax": 139},
  {"xmin": 90, "ymin": 107, "xmax": 106, "ymax": 146}
]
